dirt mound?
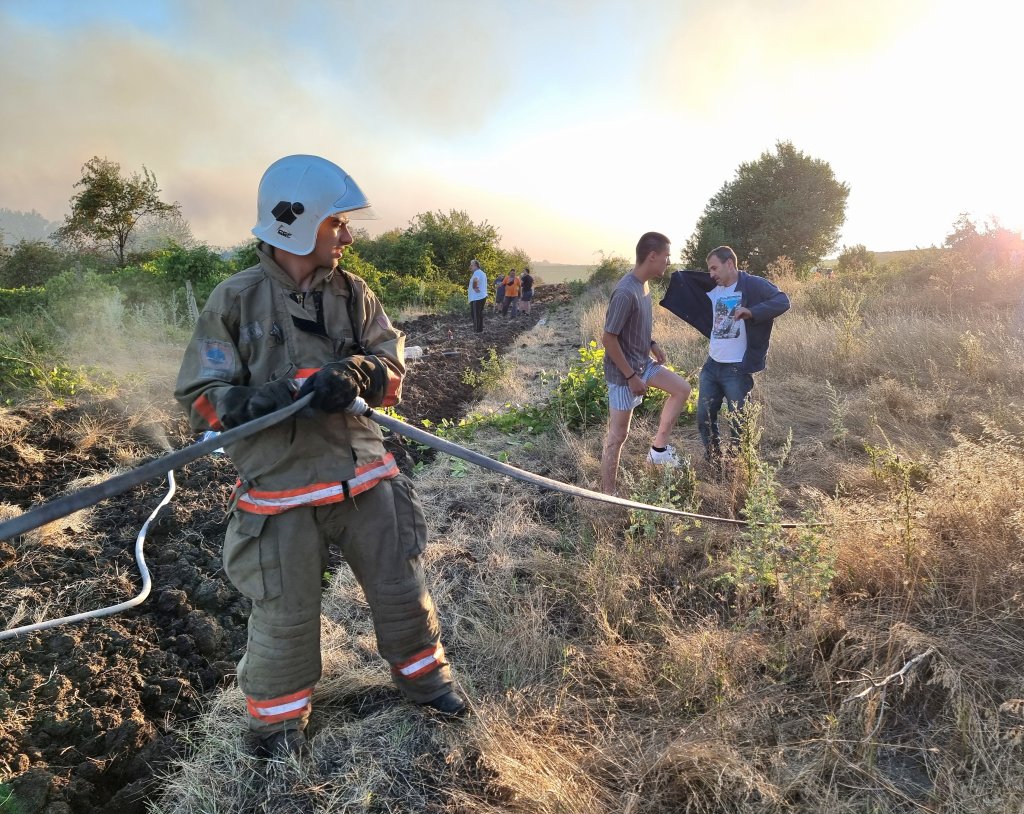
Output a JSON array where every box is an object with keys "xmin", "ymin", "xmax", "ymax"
[{"xmin": 0, "ymin": 286, "xmax": 570, "ymax": 813}]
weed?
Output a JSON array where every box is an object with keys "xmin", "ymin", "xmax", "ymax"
[
  {"xmin": 552, "ymin": 341, "xmax": 609, "ymax": 429},
  {"xmin": 0, "ymin": 329, "xmax": 99, "ymax": 402},
  {"xmin": 626, "ymin": 464, "xmax": 699, "ymax": 545},
  {"xmin": 954, "ymin": 330, "xmax": 986, "ymax": 376},
  {"xmin": 826, "ymin": 380, "xmax": 848, "ymax": 446},
  {"xmin": 834, "ymin": 290, "xmax": 866, "ymax": 365},
  {"xmin": 866, "ymin": 443, "xmax": 929, "ymax": 571},
  {"xmin": 462, "ymin": 347, "xmax": 511, "ymax": 389},
  {"xmin": 725, "ymin": 408, "xmax": 835, "ymax": 614}
]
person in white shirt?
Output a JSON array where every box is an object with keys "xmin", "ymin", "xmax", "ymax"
[
  {"xmin": 467, "ymin": 259, "xmax": 488, "ymax": 333},
  {"xmin": 697, "ymin": 246, "xmax": 789, "ymax": 465}
]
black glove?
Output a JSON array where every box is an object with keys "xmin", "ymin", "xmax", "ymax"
[
  {"xmin": 298, "ymin": 356, "xmax": 388, "ymax": 412},
  {"xmin": 219, "ymin": 379, "xmax": 296, "ymax": 429}
]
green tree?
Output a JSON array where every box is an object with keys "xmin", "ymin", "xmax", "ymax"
[
  {"xmin": 407, "ymin": 210, "xmax": 502, "ymax": 283},
  {"xmin": 339, "ymin": 247, "xmax": 386, "ymax": 291},
  {"xmin": 588, "ymin": 252, "xmax": 632, "ymax": 285},
  {"xmin": 228, "ymin": 239, "xmax": 261, "ymax": 271},
  {"xmin": 356, "ymin": 226, "xmax": 436, "ymax": 279},
  {"xmin": 356, "ymin": 210, "xmax": 528, "ymax": 287},
  {"xmin": 54, "ymin": 156, "xmax": 182, "ymax": 267},
  {"xmin": 835, "ymin": 244, "xmax": 876, "ymax": 275},
  {"xmin": 0, "ymin": 240, "xmax": 66, "ymax": 288},
  {"xmin": 682, "ymin": 141, "xmax": 849, "ymax": 275}
]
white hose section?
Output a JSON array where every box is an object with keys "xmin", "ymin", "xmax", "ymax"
[
  {"xmin": 0, "ymin": 394, "xmax": 867, "ymax": 641},
  {"xmin": 0, "ymin": 470, "xmax": 175, "ymax": 641}
]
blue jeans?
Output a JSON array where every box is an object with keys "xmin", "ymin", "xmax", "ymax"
[{"xmin": 697, "ymin": 358, "xmax": 754, "ymax": 455}]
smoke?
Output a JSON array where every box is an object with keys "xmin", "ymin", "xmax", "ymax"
[
  {"xmin": 645, "ymin": 0, "xmax": 929, "ymax": 112},
  {"xmin": 0, "ymin": 7, "xmax": 384, "ymax": 247}
]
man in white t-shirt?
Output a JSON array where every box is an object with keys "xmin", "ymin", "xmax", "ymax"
[
  {"xmin": 467, "ymin": 259, "xmax": 488, "ymax": 333},
  {"xmin": 698, "ymin": 246, "xmax": 788, "ymax": 464}
]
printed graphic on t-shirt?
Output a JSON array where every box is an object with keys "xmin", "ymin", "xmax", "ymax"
[{"xmin": 712, "ymin": 293, "xmax": 742, "ymax": 338}]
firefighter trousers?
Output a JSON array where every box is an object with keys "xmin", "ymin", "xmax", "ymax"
[{"xmin": 222, "ymin": 474, "xmax": 453, "ymax": 734}]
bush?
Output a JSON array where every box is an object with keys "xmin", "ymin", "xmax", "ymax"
[
  {"xmin": 588, "ymin": 253, "xmax": 632, "ymax": 286},
  {"xmin": 228, "ymin": 239, "xmax": 261, "ymax": 271},
  {"xmin": 553, "ymin": 341, "xmax": 610, "ymax": 429},
  {"xmin": 462, "ymin": 348, "xmax": 511, "ymax": 389},
  {"xmin": 0, "ymin": 286, "xmax": 45, "ymax": 319},
  {"xmin": 109, "ymin": 264, "xmax": 168, "ymax": 309},
  {"xmin": 44, "ymin": 269, "xmax": 122, "ymax": 330},
  {"xmin": 0, "ymin": 326, "xmax": 94, "ymax": 402},
  {"xmin": 836, "ymin": 244, "xmax": 876, "ymax": 275},
  {"xmin": 0, "ymin": 240, "xmax": 66, "ymax": 288},
  {"xmin": 724, "ymin": 409, "xmax": 835, "ymax": 614}
]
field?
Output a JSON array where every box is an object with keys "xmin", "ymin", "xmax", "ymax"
[
  {"xmin": 3, "ymin": 260, "xmax": 1024, "ymax": 813},
  {"xmin": 530, "ymin": 261, "xmax": 594, "ymax": 285}
]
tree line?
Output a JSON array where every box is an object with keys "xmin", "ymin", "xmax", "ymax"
[
  {"xmin": 0, "ymin": 157, "xmax": 533, "ymax": 315},
  {"xmin": 4, "ymin": 142, "xmax": 1018, "ymax": 317}
]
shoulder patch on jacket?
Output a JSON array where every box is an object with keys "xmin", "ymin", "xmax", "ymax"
[{"xmin": 199, "ymin": 339, "xmax": 236, "ymax": 378}]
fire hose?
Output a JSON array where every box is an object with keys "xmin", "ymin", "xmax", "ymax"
[{"xmin": 1, "ymin": 393, "xmax": 842, "ymax": 640}]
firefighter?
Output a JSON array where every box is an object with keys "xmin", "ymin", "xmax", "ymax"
[{"xmin": 175, "ymin": 155, "xmax": 465, "ymax": 759}]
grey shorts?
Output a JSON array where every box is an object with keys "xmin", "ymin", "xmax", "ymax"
[{"xmin": 607, "ymin": 361, "xmax": 661, "ymax": 412}]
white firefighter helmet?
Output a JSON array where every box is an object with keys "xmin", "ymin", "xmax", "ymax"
[{"xmin": 251, "ymin": 155, "xmax": 375, "ymax": 255}]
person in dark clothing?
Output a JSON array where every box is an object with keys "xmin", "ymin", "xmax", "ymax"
[
  {"xmin": 660, "ymin": 246, "xmax": 790, "ymax": 467},
  {"xmin": 495, "ymin": 274, "xmax": 506, "ymax": 313},
  {"xmin": 518, "ymin": 267, "xmax": 534, "ymax": 316}
]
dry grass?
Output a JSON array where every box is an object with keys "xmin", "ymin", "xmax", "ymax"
[{"xmin": 151, "ymin": 270, "xmax": 1024, "ymax": 813}]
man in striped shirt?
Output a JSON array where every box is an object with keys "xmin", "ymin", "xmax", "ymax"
[{"xmin": 600, "ymin": 232, "xmax": 692, "ymax": 495}]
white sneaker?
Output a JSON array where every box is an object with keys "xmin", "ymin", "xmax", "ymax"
[{"xmin": 646, "ymin": 445, "xmax": 681, "ymax": 466}]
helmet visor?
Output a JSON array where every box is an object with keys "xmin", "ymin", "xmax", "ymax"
[{"xmin": 341, "ymin": 204, "xmax": 379, "ymax": 220}]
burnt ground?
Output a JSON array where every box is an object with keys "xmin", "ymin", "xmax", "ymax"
[{"xmin": 0, "ymin": 286, "xmax": 573, "ymax": 814}]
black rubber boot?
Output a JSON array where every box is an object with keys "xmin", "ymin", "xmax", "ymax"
[
  {"xmin": 420, "ymin": 690, "xmax": 468, "ymax": 717},
  {"xmin": 256, "ymin": 728, "xmax": 308, "ymax": 759}
]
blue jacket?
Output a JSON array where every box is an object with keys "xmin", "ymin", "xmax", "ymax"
[{"xmin": 660, "ymin": 270, "xmax": 790, "ymax": 374}]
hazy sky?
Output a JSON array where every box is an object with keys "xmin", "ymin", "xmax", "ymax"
[{"xmin": 1, "ymin": 0, "xmax": 1020, "ymax": 263}]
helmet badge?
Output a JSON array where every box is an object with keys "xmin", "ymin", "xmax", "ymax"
[{"xmin": 271, "ymin": 201, "xmax": 305, "ymax": 225}]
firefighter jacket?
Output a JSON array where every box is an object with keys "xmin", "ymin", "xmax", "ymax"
[{"xmin": 175, "ymin": 243, "xmax": 405, "ymax": 514}]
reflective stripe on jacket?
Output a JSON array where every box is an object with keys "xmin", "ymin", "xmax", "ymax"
[
  {"xmin": 175, "ymin": 244, "xmax": 405, "ymax": 507},
  {"xmin": 246, "ymin": 687, "xmax": 313, "ymax": 724},
  {"xmin": 235, "ymin": 453, "xmax": 400, "ymax": 514}
]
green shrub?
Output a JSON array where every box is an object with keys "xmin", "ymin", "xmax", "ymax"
[
  {"xmin": 0, "ymin": 286, "xmax": 45, "ymax": 319},
  {"xmin": 627, "ymin": 465, "xmax": 699, "ymax": 545},
  {"xmin": 462, "ymin": 348, "xmax": 511, "ymax": 389},
  {"xmin": 552, "ymin": 341, "xmax": 686, "ymax": 430},
  {"xmin": 0, "ymin": 328, "xmax": 98, "ymax": 402},
  {"xmin": 588, "ymin": 253, "xmax": 632, "ymax": 286},
  {"xmin": 724, "ymin": 407, "xmax": 835, "ymax": 614},
  {"xmin": 0, "ymin": 240, "xmax": 67, "ymax": 288},
  {"xmin": 109, "ymin": 264, "xmax": 168, "ymax": 308},
  {"xmin": 436, "ymin": 402, "xmax": 553, "ymax": 440},
  {"xmin": 43, "ymin": 269, "xmax": 122, "ymax": 330},
  {"xmin": 553, "ymin": 341, "xmax": 609, "ymax": 429},
  {"xmin": 836, "ymin": 244, "xmax": 876, "ymax": 275}
]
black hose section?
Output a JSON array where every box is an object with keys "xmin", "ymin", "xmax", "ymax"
[
  {"xmin": 0, "ymin": 393, "xmax": 314, "ymax": 542},
  {"xmin": 367, "ymin": 408, "xmax": 815, "ymax": 528}
]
